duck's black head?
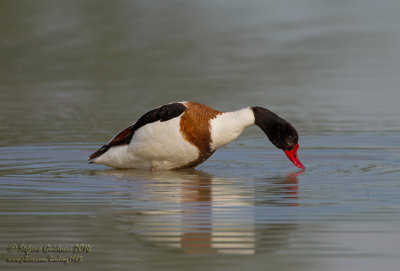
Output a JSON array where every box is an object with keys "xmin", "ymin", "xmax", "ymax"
[{"xmin": 251, "ymin": 106, "xmax": 305, "ymax": 169}]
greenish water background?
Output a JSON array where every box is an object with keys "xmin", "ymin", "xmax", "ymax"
[{"xmin": 1, "ymin": 0, "xmax": 400, "ymax": 270}]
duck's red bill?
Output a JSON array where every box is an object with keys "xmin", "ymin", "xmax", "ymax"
[{"xmin": 284, "ymin": 144, "xmax": 305, "ymax": 169}]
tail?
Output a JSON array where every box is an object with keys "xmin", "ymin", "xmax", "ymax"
[{"xmin": 88, "ymin": 145, "xmax": 109, "ymax": 163}]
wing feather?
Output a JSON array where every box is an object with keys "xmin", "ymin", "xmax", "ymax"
[{"xmin": 89, "ymin": 103, "xmax": 187, "ymax": 161}]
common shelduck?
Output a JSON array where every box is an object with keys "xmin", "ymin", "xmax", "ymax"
[{"xmin": 88, "ymin": 102, "xmax": 304, "ymax": 170}]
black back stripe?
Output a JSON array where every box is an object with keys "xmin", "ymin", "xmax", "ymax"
[
  {"xmin": 130, "ymin": 102, "xmax": 187, "ymax": 133},
  {"xmin": 89, "ymin": 103, "xmax": 187, "ymax": 161}
]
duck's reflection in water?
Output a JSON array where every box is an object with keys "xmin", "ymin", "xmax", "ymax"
[{"xmin": 95, "ymin": 169, "xmax": 303, "ymax": 255}]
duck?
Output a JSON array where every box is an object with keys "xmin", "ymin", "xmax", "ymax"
[{"xmin": 88, "ymin": 101, "xmax": 305, "ymax": 170}]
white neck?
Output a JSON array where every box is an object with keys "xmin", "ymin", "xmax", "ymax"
[{"xmin": 209, "ymin": 107, "xmax": 255, "ymax": 151}]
